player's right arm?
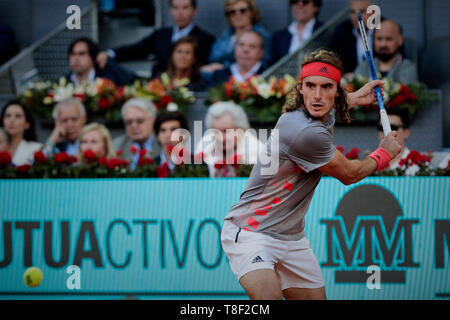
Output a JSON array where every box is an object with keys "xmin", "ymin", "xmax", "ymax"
[{"xmin": 318, "ymin": 132, "xmax": 402, "ymax": 185}]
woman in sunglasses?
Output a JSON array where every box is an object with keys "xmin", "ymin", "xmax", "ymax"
[{"xmin": 202, "ymin": 0, "xmax": 271, "ymax": 74}]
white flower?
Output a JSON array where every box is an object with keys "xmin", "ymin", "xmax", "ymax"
[
  {"xmin": 167, "ymin": 102, "xmax": 179, "ymax": 112},
  {"xmin": 53, "ymin": 84, "xmax": 74, "ymax": 101},
  {"xmin": 256, "ymin": 82, "xmax": 272, "ymax": 99}
]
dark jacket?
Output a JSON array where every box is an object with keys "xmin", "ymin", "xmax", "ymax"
[
  {"xmin": 269, "ymin": 20, "xmax": 323, "ymax": 66},
  {"xmin": 328, "ymin": 19, "xmax": 359, "ymax": 74},
  {"xmin": 66, "ymin": 60, "xmax": 136, "ymax": 86},
  {"xmin": 113, "ymin": 25, "xmax": 215, "ymax": 76}
]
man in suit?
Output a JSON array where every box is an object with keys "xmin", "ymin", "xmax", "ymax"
[
  {"xmin": 269, "ymin": 0, "xmax": 323, "ymax": 66},
  {"xmin": 44, "ymin": 99, "xmax": 87, "ymax": 156},
  {"xmin": 113, "ymin": 98, "xmax": 161, "ymax": 170},
  {"xmin": 67, "ymin": 37, "xmax": 136, "ymax": 86},
  {"xmin": 96, "ymin": 0, "xmax": 215, "ymax": 77},
  {"xmin": 328, "ymin": 0, "xmax": 375, "ymax": 76},
  {"xmin": 209, "ymin": 30, "xmax": 265, "ymax": 87}
]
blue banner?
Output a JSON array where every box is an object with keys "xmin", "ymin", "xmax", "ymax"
[{"xmin": 0, "ymin": 177, "xmax": 449, "ymax": 299}]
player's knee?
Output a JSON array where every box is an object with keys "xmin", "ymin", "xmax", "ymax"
[{"xmin": 250, "ymin": 289, "xmax": 283, "ymax": 300}]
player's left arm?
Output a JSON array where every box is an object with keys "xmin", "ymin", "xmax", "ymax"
[{"xmin": 347, "ymin": 79, "xmax": 384, "ymax": 110}]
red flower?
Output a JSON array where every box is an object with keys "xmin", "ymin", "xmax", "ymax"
[
  {"xmin": 106, "ymin": 157, "xmax": 128, "ymax": 170},
  {"xmin": 98, "ymin": 157, "xmax": 107, "ymax": 166},
  {"xmin": 214, "ymin": 160, "xmax": 226, "ymax": 170},
  {"xmin": 17, "ymin": 164, "xmax": 31, "ymax": 173},
  {"xmin": 34, "ymin": 151, "xmax": 47, "ymax": 164},
  {"xmin": 116, "ymin": 149, "xmax": 123, "ymax": 157},
  {"xmin": 167, "ymin": 144, "xmax": 175, "ymax": 153},
  {"xmin": 419, "ymin": 154, "xmax": 431, "ymax": 164},
  {"xmin": 98, "ymin": 97, "xmax": 111, "ymax": 110},
  {"xmin": 0, "ymin": 151, "xmax": 12, "ymax": 166},
  {"xmin": 406, "ymin": 150, "xmax": 421, "ymax": 164},
  {"xmin": 160, "ymin": 95, "xmax": 173, "ymax": 107},
  {"xmin": 139, "ymin": 148, "xmax": 147, "ymax": 158},
  {"xmin": 399, "ymin": 158, "xmax": 408, "ymax": 167},
  {"xmin": 345, "ymin": 148, "xmax": 360, "ymax": 160},
  {"xmin": 54, "ymin": 152, "xmax": 72, "ymax": 164},
  {"xmin": 130, "ymin": 145, "xmax": 139, "ymax": 155},
  {"xmin": 82, "ymin": 150, "xmax": 97, "ymax": 163},
  {"xmin": 115, "ymin": 86, "xmax": 125, "ymax": 100},
  {"xmin": 156, "ymin": 162, "xmax": 170, "ymax": 178},
  {"xmin": 138, "ymin": 156, "xmax": 155, "ymax": 166},
  {"xmin": 336, "ymin": 145, "xmax": 345, "ymax": 153}
]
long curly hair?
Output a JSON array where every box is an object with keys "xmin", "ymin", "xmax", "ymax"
[{"xmin": 282, "ymin": 49, "xmax": 351, "ymax": 124}]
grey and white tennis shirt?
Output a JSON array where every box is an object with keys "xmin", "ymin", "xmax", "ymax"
[{"xmin": 224, "ymin": 108, "xmax": 336, "ymax": 241}]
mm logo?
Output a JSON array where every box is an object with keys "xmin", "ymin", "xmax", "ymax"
[{"xmin": 320, "ymin": 184, "xmax": 419, "ymax": 283}]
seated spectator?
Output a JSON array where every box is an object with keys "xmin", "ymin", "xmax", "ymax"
[
  {"xmin": 0, "ymin": 23, "xmax": 19, "ymax": 65},
  {"xmin": 377, "ymin": 108, "xmax": 417, "ymax": 175},
  {"xmin": 78, "ymin": 122, "xmax": 116, "ymax": 163},
  {"xmin": 67, "ymin": 37, "xmax": 136, "ymax": 86},
  {"xmin": 113, "ymin": 98, "xmax": 161, "ymax": 170},
  {"xmin": 96, "ymin": 0, "xmax": 215, "ymax": 78},
  {"xmin": 354, "ymin": 19, "xmax": 418, "ymax": 84},
  {"xmin": 269, "ymin": 0, "xmax": 323, "ymax": 66},
  {"xmin": 44, "ymin": 98, "xmax": 87, "ymax": 156},
  {"xmin": 152, "ymin": 36, "xmax": 207, "ymax": 91},
  {"xmin": 0, "ymin": 127, "xmax": 8, "ymax": 151},
  {"xmin": 208, "ymin": 30, "xmax": 266, "ymax": 87},
  {"xmin": 154, "ymin": 111, "xmax": 190, "ymax": 171},
  {"xmin": 1, "ymin": 101, "xmax": 42, "ymax": 165},
  {"xmin": 328, "ymin": 0, "xmax": 375, "ymax": 76},
  {"xmin": 202, "ymin": 0, "xmax": 270, "ymax": 74},
  {"xmin": 195, "ymin": 101, "xmax": 265, "ymax": 177}
]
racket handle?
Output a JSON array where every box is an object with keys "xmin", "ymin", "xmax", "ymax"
[{"xmin": 380, "ymin": 109, "xmax": 391, "ymax": 136}]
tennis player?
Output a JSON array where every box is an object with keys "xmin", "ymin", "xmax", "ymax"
[{"xmin": 221, "ymin": 49, "xmax": 402, "ymax": 300}]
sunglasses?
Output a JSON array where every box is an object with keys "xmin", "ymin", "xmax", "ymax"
[
  {"xmin": 226, "ymin": 7, "xmax": 249, "ymax": 16},
  {"xmin": 290, "ymin": 0, "xmax": 312, "ymax": 5},
  {"xmin": 377, "ymin": 124, "xmax": 404, "ymax": 132}
]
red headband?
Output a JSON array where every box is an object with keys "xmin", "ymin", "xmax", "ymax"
[{"xmin": 300, "ymin": 62, "xmax": 342, "ymax": 84}]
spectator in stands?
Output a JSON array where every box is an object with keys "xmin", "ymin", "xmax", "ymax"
[
  {"xmin": 1, "ymin": 101, "xmax": 42, "ymax": 165},
  {"xmin": 195, "ymin": 101, "xmax": 264, "ymax": 177},
  {"xmin": 377, "ymin": 108, "xmax": 417, "ymax": 175},
  {"xmin": 67, "ymin": 37, "xmax": 136, "ymax": 86},
  {"xmin": 96, "ymin": 0, "xmax": 215, "ymax": 78},
  {"xmin": 154, "ymin": 111, "xmax": 190, "ymax": 171},
  {"xmin": 0, "ymin": 23, "xmax": 19, "ymax": 65},
  {"xmin": 78, "ymin": 122, "xmax": 116, "ymax": 162},
  {"xmin": 328, "ymin": 0, "xmax": 375, "ymax": 76},
  {"xmin": 0, "ymin": 127, "xmax": 8, "ymax": 152},
  {"xmin": 113, "ymin": 98, "xmax": 160, "ymax": 170},
  {"xmin": 202, "ymin": 0, "xmax": 270, "ymax": 74},
  {"xmin": 208, "ymin": 30, "xmax": 266, "ymax": 87},
  {"xmin": 354, "ymin": 19, "xmax": 418, "ymax": 84},
  {"xmin": 269, "ymin": 0, "xmax": 323, "ymax": 66},
  {"xmin": 153, "ymin": 36, "xmax": 207, "ymax": 91},
  {"xmin": 44, "ymin": 98, "xmax": 87, "ymax": 156}
]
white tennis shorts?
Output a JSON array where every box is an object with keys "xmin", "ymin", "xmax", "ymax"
[{"xmin": 221, "ymin": 220, "xmax": 325, "ymax": 290}]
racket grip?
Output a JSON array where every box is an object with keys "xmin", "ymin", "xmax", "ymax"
[{"xmin": 380, "ymin": 109, "xmax": 391, "ymax": 136}]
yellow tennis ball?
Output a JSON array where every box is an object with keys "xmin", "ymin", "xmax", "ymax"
[{"xmin": 24, "ymin": 267, "xmax": 43, "ymax": 288}]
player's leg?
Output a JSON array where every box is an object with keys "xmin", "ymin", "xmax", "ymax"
[
  {"xmin": 239, "ymin": 269, "xmax": 283, "ymax": 300},
  {"xmin": 282, "ymin": 287, "xmax": 326, "ymax": 300}
]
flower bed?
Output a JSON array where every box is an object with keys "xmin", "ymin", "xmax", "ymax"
[{"xmin": 18, "ymin": 74, "xmax": 195, "ymax": 123}]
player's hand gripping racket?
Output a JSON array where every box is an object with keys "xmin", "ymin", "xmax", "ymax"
[{"xmin": 356, "ymin": 10, "xmax": 391, "ymax": 136}]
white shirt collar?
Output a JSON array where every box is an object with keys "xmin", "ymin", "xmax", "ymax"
[
  {"xmin": 70, "ymin": 68, "xmax": 96, "ymax": 86},
  {"xmin": 288, "ymin": 18, "xmax": 316, "ymax": 53},
  {"xmin": 172, "ymin": 23, "xmax": 195, "ymax": 42},
  {"xmin": 230, "ymin": 61, "xmax": 262, "ymax": 82}
]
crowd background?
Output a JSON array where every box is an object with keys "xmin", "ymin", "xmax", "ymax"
[{"xmin": 0, "ymin": 0, "xmax": 449, "ymax": 178}]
